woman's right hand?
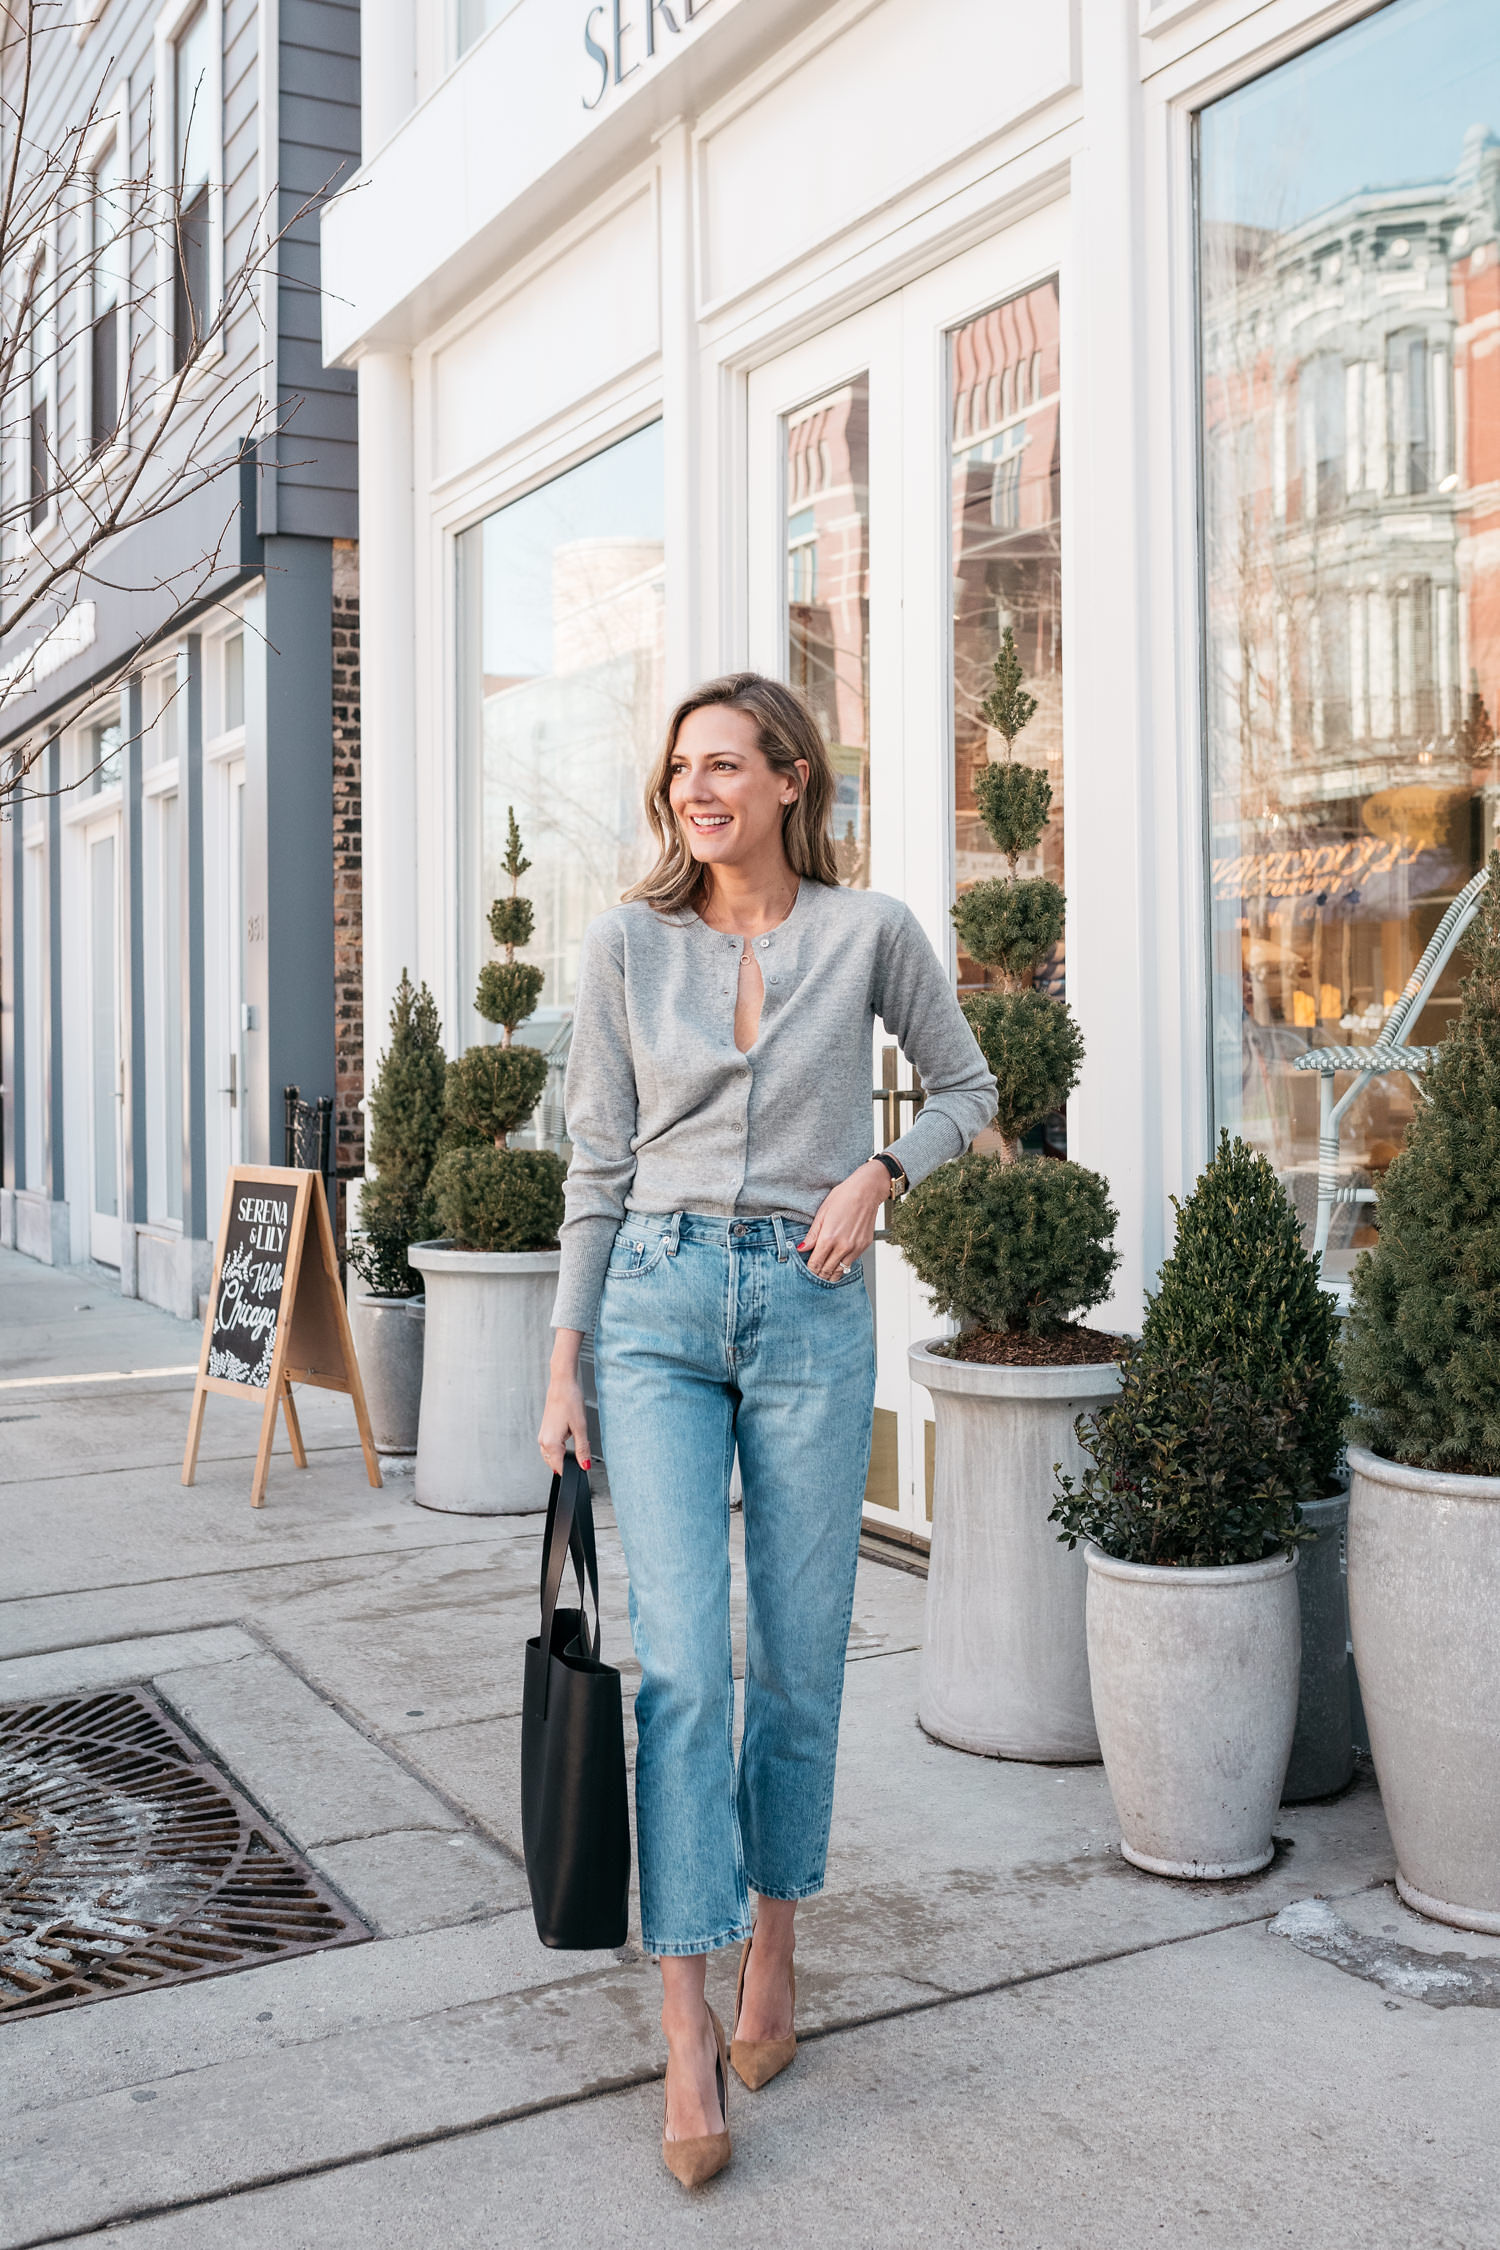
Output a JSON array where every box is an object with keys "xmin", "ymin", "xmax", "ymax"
[{"xmin": 538, "ymin": 1330, "xmax": 591, "ymax": 1474}]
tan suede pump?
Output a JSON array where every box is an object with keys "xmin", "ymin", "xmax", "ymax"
[
  {"xmin": 661, "ymin": 2005, "xmax": 731, "ymax": 2188},
  {"xmin": 729, "ymin": 1927, "xmax": 797, "ymax": 2090}
]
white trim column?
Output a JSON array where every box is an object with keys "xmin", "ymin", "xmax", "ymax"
[
  {"xmin": 1066, "ymin": 0, "xmax": 1160, "ymax": 1332},
  {"xmin": 656, "ymin": 118, "xmax": 701, "ymax": 704},
  {"xmin": 357, "ymin": 348, "xmax": 420, "ymax": 1091}
]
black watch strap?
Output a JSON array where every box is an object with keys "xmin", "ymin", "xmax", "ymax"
[{"xmin": 873, "ymin": 1150, "xmax": 909, "ymax": 1197}]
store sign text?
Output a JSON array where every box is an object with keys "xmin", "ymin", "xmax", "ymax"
[{"xmin": 583, "ymin": 0, "xmax": 714, "ymax": 110}]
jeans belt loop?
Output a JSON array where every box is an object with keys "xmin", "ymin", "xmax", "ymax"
[
  {"xmin": 667, "ymin": 1210, "xmax": 682, "ymax": 1257},
  {"xmin": 771, "ymin": 1214, "xmax": 789, "ymax": 1262}
]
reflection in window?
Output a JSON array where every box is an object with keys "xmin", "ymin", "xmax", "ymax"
[
  {"xmin": 951, "ymin": 280, "xmax": 1063, "ymax": 1151},
  {"xmin": 1199, "ymin": 0, "xmax": 1500, "ymax": 1272},
  {"xmin": 89, "ymin": 133, "xmax": 125, "ymax": 453},
  {"xmin": 223, "ymin": 630, "xmax": 244, "ymax": 732},
  {"xmin": 457, "ymin": 423, "xmax": 665, "ymax": 1147},
  {"xmin": 84, "ymin": 714, "xmax": 122, "ymax": 794},
  {"xmin": 784, "ymin": 380, "xmax": 870, "ymax": 887},
  {"xmin": 173, "ymin": 2, "xmax": 212, "ymax": 368}
]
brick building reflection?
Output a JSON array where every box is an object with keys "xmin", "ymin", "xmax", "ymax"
[
  {"xmin": 786, "ymin": 379, "xmax": 870, "ymax": 887},
  {"xmin": 1202, "ymin": 126, "xmax": 1500, "ymax": 1232}
]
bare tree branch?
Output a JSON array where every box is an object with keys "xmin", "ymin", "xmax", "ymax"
[{"xmin": 0, "ymin": 0, "xmax": 352, "ymax": 801}]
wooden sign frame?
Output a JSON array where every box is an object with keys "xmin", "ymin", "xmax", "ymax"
[{"xmin": 182, "ymin": 1165, "xmax": 383, "ymax": 1508}]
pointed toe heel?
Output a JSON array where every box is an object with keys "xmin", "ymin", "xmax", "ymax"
[
  {"xmin": 662, "ymin": 2006, "xmax": 731, "ymax": 2188},
  {"xmin": 729, "ymin": 1929, "xmax": 797, "ymax": 2091}
]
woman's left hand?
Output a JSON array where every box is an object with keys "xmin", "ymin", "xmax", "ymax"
[{"xmin": 797, "ymin": 1161, "xmax": 891, "ymax": 1280}]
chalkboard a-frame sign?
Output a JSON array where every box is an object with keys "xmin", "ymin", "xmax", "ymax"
[{"xmin": 182, "ymin": 1166, "xmax": 382, "ymax": 1508}]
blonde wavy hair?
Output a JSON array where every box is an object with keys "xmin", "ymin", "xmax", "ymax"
[{"xmin": 623, "ymin": 673, "xmax": 841, "ymax": 915}]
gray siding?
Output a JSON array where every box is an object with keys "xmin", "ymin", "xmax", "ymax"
[
  {"xmin": 276, "ymin": 0, "xmax": 359, "ymax": 540},
  {"xmin": 0, "ymin": 0, "xmax": 357, "ymax": 655}
]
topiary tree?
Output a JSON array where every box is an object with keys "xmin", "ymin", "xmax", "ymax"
[
  {"xmin": 1343, "ymin": 852, "xmax": 1500, "ymax": 1473},
  {"xmin": 1139, "ymin": 1131, "xmax": 1348, "ymax": 1495},
  {"xmin": 350, "ymin": 971, "xmax": 447, "ymax": 1298},
  {"xmin": 1051, "ymin": 1356, "xmax": 1317, "ymax": 1568},
  {"xmin": 890, "ymin": 1150, "xmax": 1117, "ymax": 1337},
  {"xmin": 952, "ymin": 626, "xmax": 1083, "ymax": 1157},
  {"xmin": 433, "ymin": 809, "xmax": 565, "ymax": 1253},
  {"xmin": 889, "ymin": 632, "xmax": 1117, "ymax": 1343}
]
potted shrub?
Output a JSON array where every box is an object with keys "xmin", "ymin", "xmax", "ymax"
[
  {"xmin": 1341, "ymin": 852, "xmax": 1500, "ymax": 1932},
  {"xmin": 347, "ymin": 973, "xmax": 446, "ymax": 1456},
  {"xmin": 1136, "ymin": 1133, "xmax": 1352, "ymax": 1801},
  {"xmin": 1051, "ymin": 1353, "xmax": 1311, "ymax": 1877},
  {"xmin": 410, "ymin": 812, "xmax": 566, "ymax": 1516},
  {"xmin": 891, "ymin": 631, "xmax": 1122, "ymax": 1760}
]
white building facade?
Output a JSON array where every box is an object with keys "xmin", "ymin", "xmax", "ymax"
[{"xmin": 323, "ymin": 0, "xmax": 1500, "ymax": 1545}]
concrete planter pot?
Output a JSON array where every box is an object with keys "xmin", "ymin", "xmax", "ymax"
[
  {"xmin": 347, "ymin": 1291, "xmax": 426, "ymax": 1456},
  {"xmin": 407, "ymin": 1241, "xmax": 560, "ymax": 1516},
  {"xmin": 908, "ymin": 1340, "xmax": 1123, "ymax": 1761},
  {"xmin": 1083, "ymin": 1544, "xmax": 1300, "ymax": 1878},
  {"xmin": 1282, "ymin": 1488, "xmax": 1354, "ymax": 1803},
  {"xmin": 1346, "ymin": 1443, "xmax": 1500, "ymax": 1934}
]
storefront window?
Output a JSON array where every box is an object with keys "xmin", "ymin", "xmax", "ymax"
[
  {"xmin": 784, "ymin": 378, "xmax": 870, "ymax": 886},
  {"xmin": 951, "ymin": 279, "xmax": 1063, "ymax": 1149},
  {"xmin": 1199, "ymin": 0, "xmax": 1500, "ymax": 1267},
  {"xmin": 457, "ymin": 422, "xmax": 665, "ymax": 1143}
]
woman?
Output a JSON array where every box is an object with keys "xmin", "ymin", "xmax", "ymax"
[{"xmin": 538, "ymin": 673, "xmax": 995, "ymax": 2185}]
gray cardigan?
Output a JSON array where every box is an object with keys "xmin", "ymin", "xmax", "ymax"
[{"xmin": 551, "ymin": 879, "xmax": 998, "ymax": 1332}]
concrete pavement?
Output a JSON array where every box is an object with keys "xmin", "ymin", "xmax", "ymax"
[{"xmin": 2, "ymin": 1245, "xmax": 1498, "ymax": 2248}]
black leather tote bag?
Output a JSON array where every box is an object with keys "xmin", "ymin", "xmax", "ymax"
[{"xmin": 521, "ymin": 1453, "xmax": 631, "ymax": 1950}]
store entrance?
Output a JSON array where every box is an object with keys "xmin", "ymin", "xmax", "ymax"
[{"xmin": 745, "ymin": 205, "xmax": 1068, "ymax": 1543}]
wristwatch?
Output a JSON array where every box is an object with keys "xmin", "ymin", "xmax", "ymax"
[{"xmin": 872, "ymin": 1150, "xmax": 909, "ymax": 1202}]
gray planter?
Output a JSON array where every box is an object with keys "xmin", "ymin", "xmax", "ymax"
[
  {"xmin": 908, "ymin": 1340, "xmax": 1122, "ymax": 1761},
  {"xmin": 347, "ymin": 1291, "xmax": 426, "ymax": 1455},
  {"xmin": 407, "ymin": 1240, "xmax": 560, "ymax": 1515},
  {"xmin": 1347, "ymin": 1442, "xmax": 1500, "ymax": 1934},
  {"xmin": 1281, "ymin": 1488, "xmax": 1354, "ymax": 1802},
  {"xmin": 1084, "ymin": 1544, "xmax": 1301, "ymax": 1879}
]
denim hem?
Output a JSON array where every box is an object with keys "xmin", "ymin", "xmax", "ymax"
[
  {"xmin": 646, "ymin": 1921, "xmax": 753, "ymax": 1960},
  {"xmin": 743, "ymin": 1876, "xmax": 826, "ymax": 1903}
]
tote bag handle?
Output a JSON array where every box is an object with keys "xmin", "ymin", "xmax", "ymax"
[{"xmin": 534, "ymin": 1452, "xmax": 601, "ymax": 1718}]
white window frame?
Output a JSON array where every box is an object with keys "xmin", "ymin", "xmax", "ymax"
[
  {"xmin": 204, "ymin": 611, "xmax": 247, "ymax": 752},
  {"xmin": 153, "ymin": 0, "xmax": 225, "ymax": 388},
  {"xmin": 60, "ymin": 692, "xmax": 127, "ymax": 811},
  {"xmin": 141, "ymin": 672, "xmax": 185, "ymax": 1227},
  {"xmin": 22, "ymin": 230, "xmax": 58, "ymax": 542},
  {"xmin": 72, "ymin": 84, "xmax": 130, "ymax": 470},
  {"xmin": 21, "ymin": 823, "xmax": 47, "ymax": 1193}
]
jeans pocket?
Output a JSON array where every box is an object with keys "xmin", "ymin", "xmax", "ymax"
[
  {"xmin": 790, "ymin": 1248, "xmax": 864, "ymax": 1291},
  {"xmin": 606, "ymin": 1229, "xmax": 669, "ymax": 1281}
]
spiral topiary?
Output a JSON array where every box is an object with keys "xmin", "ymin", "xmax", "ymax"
[
  {"xmin": 433, "ymin": 808, "xmax": 565, "ymax": 1253},
  {"xmin": 890, "ymin": 631, "xmax": 1117, "ymax": 1342}
]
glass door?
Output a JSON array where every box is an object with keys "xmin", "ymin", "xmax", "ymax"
[
  {"xmin": 85, "ymin": 817, "xmax": 123, "ymax": 1265},
  {"xmin": 746, "ymin": 208, "xmax": 1069, "ymax": 1543},
  {"xmin": 749, "ymin": 298, "xmax": 919, "ymax": 1535}
]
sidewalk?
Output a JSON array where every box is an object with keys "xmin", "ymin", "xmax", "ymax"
[{"xmin": 2, "ymin": 1244, "xmax": 1497, "ymax": 2248}]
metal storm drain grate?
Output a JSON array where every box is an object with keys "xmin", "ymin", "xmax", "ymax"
[{"xmin": 0, "ymin": 1685, "xmax": 368, "ymax": 2018}]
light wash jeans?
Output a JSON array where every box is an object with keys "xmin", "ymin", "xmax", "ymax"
[{"xmin": 593, "ymin": 1210, "xmax": 877, "ymax": 1958}]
